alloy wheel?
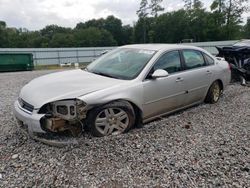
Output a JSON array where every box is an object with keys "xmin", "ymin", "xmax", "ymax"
[
  {"xmin": 95, "ymin": 108, "xmax": 129, "ymax": 136},
  {"xmin": 212, "ymin": 83, "xmax": 221, "ymax": 102}
]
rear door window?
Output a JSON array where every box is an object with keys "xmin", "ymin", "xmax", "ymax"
[
  {"xmin": 204, "ymin": 53, "xmax": 215, "ymax": 65},
  {"xmin": 182, "ymin": 50, "xmax": 206, "ymax": 70}
]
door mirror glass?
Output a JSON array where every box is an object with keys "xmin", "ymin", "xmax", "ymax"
[{"xmin": 151, "ymin": 69, "xmax": 169, "ymax": 79}]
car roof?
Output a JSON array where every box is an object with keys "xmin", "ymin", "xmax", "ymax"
[{"xmin": 120, "ymin": 44, "xmax": 202, "ymax": 51}]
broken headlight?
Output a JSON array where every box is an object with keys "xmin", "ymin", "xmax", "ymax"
[
  {"xmin": 53, "ymin": 99, "xmax": 87, "ymax": 120},
  {"xmin": 39, "ymin": 99, "xmax": 87, "ymax": 120},
  {"xmin": 57, "ymin": 105, "xmax": 69, "ymax": 115}
]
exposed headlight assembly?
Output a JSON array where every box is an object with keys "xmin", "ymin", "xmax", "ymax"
[
  {"xmin": 75, "ymin": 100, "xmax": 87, "ymax": 120},
  {"xmin": 52, "ymin": 99, "xmax": 87, "ymax": 120},
  {"xmin": 39, "ymin": 99, "xmax": 87, "ymax": 134}
]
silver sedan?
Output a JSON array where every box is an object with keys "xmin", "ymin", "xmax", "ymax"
[{"xmin": 14, "ymin": 44, "xmax": 231, "ymax": 138}]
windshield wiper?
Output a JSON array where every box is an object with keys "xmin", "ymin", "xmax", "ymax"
[
  {"xmin": 91, "ymin": 71, "xmax": 118, "ymax": 79},
  {"xmin": 83, "ymin": 67, "xmax": 89, "ymax": 71}
]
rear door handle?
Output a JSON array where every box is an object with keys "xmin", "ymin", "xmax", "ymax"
[{"xmin": 176, "ymin": 77, "xmax": 184, "ymax": 82}]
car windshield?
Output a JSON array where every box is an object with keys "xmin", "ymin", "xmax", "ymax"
[{"xmin": 86, "ymin": 48, "xmax": 156, "ymax": 80}]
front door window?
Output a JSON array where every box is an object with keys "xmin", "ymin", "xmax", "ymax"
[{"xmin": 154, "ymin": 50, "xmax": 182, "ymax": 74}]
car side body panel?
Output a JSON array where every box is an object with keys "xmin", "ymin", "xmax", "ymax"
[
  {"xmin": 180, "ymin": 67, "xmax": 212, "ymax": 106},
  {"xmin": 14, "ymin": 44, "xmax": 231, "ymax": 136},
  {"xmin": 142, "ymin": 72, "xmax": 187, "ymax": 119},
  {"xmin": 77, "ymin": 81, "xmax": 144, "ymax": 112}
]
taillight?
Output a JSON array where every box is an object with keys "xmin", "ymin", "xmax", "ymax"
[{"xmin": 228, "ymin": 63, "xmax": 232, "ymax": 71}]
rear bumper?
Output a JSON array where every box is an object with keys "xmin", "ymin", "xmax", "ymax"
[{"xmin": 14, "ymin": 100, "xmax": 46, "ymax": 133}]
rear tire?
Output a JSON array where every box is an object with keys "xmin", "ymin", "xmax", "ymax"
[
  {"xmin": 205, "ymin": 81, "xmax": 222, "ymax": 104},
  {"xmin": 87, "ymin": 101, "xmax": 135, "ymax": 137}
]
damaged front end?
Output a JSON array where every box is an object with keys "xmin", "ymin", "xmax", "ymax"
[
  {"xmin": 39, "ymin": 99, "xmax": 87, "ymax": 137},
  {"xmin": 216, "ymin": 45, "xmax": 250, "ymax": 82}
]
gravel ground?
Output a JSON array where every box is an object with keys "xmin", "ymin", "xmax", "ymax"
[{"xmin": 0, "ymin": 70, "xmax": 249, "ymax": 187}]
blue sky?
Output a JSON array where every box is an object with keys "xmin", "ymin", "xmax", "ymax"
[{"xmin": 0, "ymin": 0, "xmax": 248, "ymax": 30}]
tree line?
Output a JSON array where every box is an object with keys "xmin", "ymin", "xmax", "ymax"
[{"xmin": 0, "ymin": 0, "xmax": 249, "ymax": 48}]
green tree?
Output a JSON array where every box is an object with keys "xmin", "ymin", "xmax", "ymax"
[
  {"xmin": 137, "ymin": 0, "xmax": 149, "ymax": 19},
  {"xmin": 244, "ymin": 18, "xmax": 250, "ymax": 38},
  {"xmin": 136, "ymin": 0, "xmax": 149, "ymax": 43},
  {"xmin": 74, "ymin": 27, "xmax": 116, "ymax": 47},
  {"xmin": 193, "ymin": 0, "xmax": 203, "ymax": 9},
  {"xmin": 0, "ymin": 21, "xmax": 6, "ymax": 28},
  {"xmin": 103, "ymin": 16, "xmax": 123, "ymax": 45},
  {"xmin": 0, "ymin": 21, "xmax": 8, "ymax": 47},
  {"xmin": 150, "ymin": 0, "xmax": 164, "ymax": 17},
  {"xmin": 50, "ymin": 33, "xmax": 76, "ymax": 47},
  {"xmin": 40, "ymin": 25, "xmax": 72, "ymax": 39},
  {"xmin": 152, "ymin": 10, "xmax": 190, "ymax": 43},
  {"xmin": 211, "ymin": 0, "xmax": 249, "ymax": 39},
  {"xmin": 134, "ymin": 17, "xmax": 154, "ymax": 43},
  {"xmin": 211, "ymin": 0, "xmax": 225, "ymax": 13},
  {"xmin": 224, "ymin": 0, "xmax": 249, "ymax": 39},
  {"xmin": 40, "ymin": 25, "xmax": 73, "ymax": 47},
  {"xmin": 121, "ymin": 25, "xmax": 133, "ymax": 44},
  {"xmin": 75, "ymin": 18, "xmax": 105, "ymax": 30},
  {"xmin": 187, "ymin": 1, "xmax": 208, "ymax": 42},
  {"xmin": 136, "ymin": 0, "xmax": 164, "ymax": 43},
  {"xmin": 184, "ymin": 0, "xmax": 203, "ymax": 9},
  {"xmin": 75, "ymin": 16, "xmax": 123, "ymax": 45},
  {"xmin": 184, "ymin": 0, "xmax": 192, "ymax": 9}
]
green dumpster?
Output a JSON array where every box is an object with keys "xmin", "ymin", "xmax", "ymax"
[{"xmin": 0, "ymin": 53, "xmax": 34, "ymax": 72}]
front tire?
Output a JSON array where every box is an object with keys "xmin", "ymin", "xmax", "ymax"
[
  {"xmin": 205, "ymin": 81, "xmax": 222, "ymax": 104},
  {"xmin": 87, "ymin": 101, "xmax": 135, "ymax": 137}
]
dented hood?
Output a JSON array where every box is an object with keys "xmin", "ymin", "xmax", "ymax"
[{"xmin": 19, "ymin": 69, "xmax": 125, "ymax": 108}]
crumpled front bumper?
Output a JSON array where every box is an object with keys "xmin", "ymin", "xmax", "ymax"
[
  {"xmin": 14, "ymin": 100, "xmax": 79, "ymax": 147},
  {"xmin": 14, "ymin": 100, "xmax": 46, "ymax": 133}
]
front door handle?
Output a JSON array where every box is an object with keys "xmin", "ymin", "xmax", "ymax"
[
  {"xmin": 176, "ymin": 77, "xmax": 184, "ymax": 82},
  {"xmin": 206, "ymin": 70, "xmax": 212, "ymax": 75}
]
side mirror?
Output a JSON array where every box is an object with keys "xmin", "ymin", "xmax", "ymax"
[{"xmin": 151, "ymin": 69, "xmax": 169, "ymax": 79}]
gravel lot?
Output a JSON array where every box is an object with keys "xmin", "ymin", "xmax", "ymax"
[{"xmin": 0, "ymin": 70, "xmax": 249, "ymax": 187}]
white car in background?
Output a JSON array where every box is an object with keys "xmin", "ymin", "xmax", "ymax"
[{"xmin": 14, "ymin": 44, "xmax": 231, "ymax": 140}]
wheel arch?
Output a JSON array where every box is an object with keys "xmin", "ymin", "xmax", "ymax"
[
  {"xmin": 215, "ymin": 79, "xmax": 224, "ymax": 91},
  {"xmin": 107, "ymin": 99, "xmax": 143, "ymax": 128},
  {"xmin": 204, "ymin": 79, "xmax": 224, "ymax": 104},
  {"xmin": 87, "ymin": 98, "xmax": 143, "ymax": 128},
  {"xmin": 126, "ymin": 100, "xmax": 143, "ymax": 128}
]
